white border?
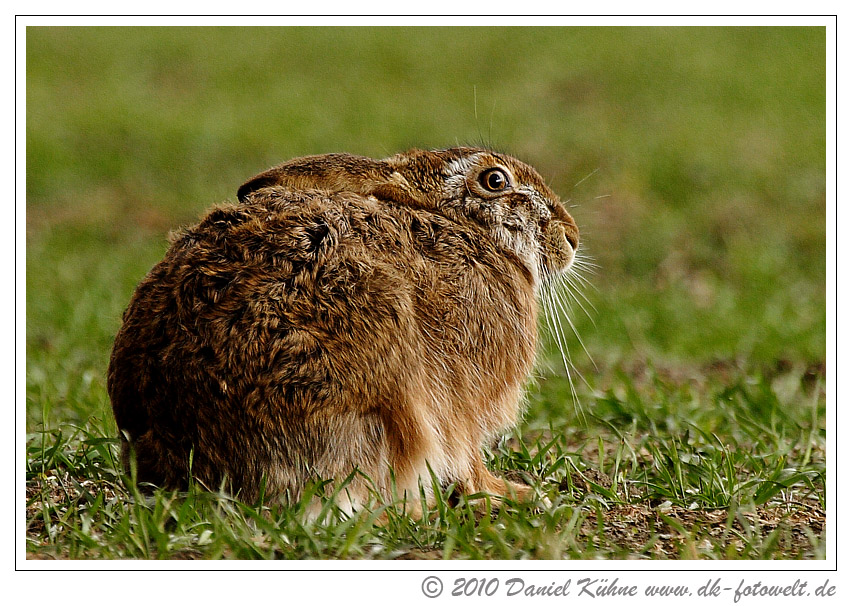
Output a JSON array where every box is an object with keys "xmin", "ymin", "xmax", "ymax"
[{"xmin": 13, "ymin": 10, "xmax": 839, "ymax": 596}]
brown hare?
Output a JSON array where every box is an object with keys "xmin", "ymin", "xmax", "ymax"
[{"xmin": 108, "ymin": 147, "xmax": 580, "ymax": 516}]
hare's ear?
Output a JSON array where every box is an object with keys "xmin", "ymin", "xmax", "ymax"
[
  {"xmin": 237, "ymin": 154, "xmax": 387, "ymax": 202},
  {"xmin": 237, "ymin": 153, "xmax": 421, "ymax": 206},
  {"xmin": 237, "ymin": 157, "xmax": 339, "ymax": 202},
  {"xmin": 237, "ymin": 173, "xmax": 278, "ymax": 202}
]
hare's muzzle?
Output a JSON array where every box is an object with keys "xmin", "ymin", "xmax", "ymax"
[
  {"xmin": 541, "ymin": 213, "xmax": 579, "ymax": 276},
  {"xmin": 562, "ymin": 219, "xmax": 579, "ymax": 252}
]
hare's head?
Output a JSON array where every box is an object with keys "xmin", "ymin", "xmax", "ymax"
[{"xmin": 238, "ymin": 147, "xmax": 579, "ymax": 286}]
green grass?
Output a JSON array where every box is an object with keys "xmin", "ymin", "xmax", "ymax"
[
  {"xmin": 26, "ymin": 365, "xmax": 825, "ymax": 559},
  {"xmin": 25, "ymin": 26, "xmax": 826, "ymax": 559}
]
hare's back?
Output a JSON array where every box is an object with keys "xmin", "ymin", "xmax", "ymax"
[{"xmin": 111, "ymin": 191, "xmax": 446, "ymax": 426}]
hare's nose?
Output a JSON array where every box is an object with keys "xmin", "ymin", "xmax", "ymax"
[
  {"xmin": 562, "ymin": 222, "xmax": 579, "ymax": 251},
  {"xmin": 551, "ymin": 201, "xmax": 579, "ymax": 250}
]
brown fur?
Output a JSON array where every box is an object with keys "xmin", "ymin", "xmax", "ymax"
[{"xmin": 108, "ymin": 147, "xmax": 579, "ymax": 513}]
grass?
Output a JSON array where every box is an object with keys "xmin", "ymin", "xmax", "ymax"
[
  {"xmin": 25, "ymin": 25, "xmax": 827, "ymax": 560},
  {"xmin": 26, "ymin": 365, "xmax": 825, "ymax": 559}
]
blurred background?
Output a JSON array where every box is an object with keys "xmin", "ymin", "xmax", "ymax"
[{"xmin": 26, "ymin": 26, "xmax": 826, "ymax": 428}]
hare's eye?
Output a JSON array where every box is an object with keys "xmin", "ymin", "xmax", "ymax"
[{"xmin": 480, "ymin": 168, "xmax": 510, "ymax": 192}]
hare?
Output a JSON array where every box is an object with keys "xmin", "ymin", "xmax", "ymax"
[{"xmin": 108, "ymin": 147, "xmax": 579, "ymax": 516}]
